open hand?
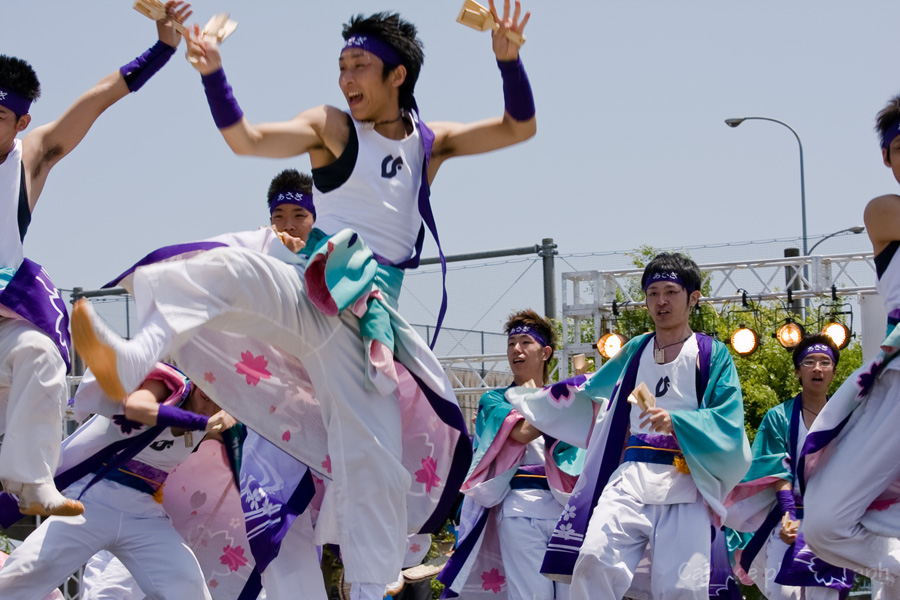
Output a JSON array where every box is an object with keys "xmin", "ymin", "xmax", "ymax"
[
  {"xmin": 157, "ymin": 1, "xmax": 192, "ymax": 48},
  {"xmin": 185, "ymin": 23, "xmax": 223, "ymax": 74},
  {"xmin": 489, "ymin": 0, "xmax": 530, "ymax": 60}
]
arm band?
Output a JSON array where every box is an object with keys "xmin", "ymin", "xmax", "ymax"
[
  {"xmin": 120, "ymin": 41, "xmax": 176, "ymax": 93},
  {"xmin": 776, "ymin": 489, "xmax": 797, "ymax": 520},
  {"xmin": 201, "ymin": 68, "xmax": 244, "ymax": 129},
  {"xmin": 156, "ymin": 404, "xmax": 209, "ymax": 431},
  {"xmin": 497, "ymin": 57, "xmax": 535, "ymax": 122}
]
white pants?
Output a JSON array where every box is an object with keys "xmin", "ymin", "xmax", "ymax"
[
  {"xmin": 570, "ymin": 480, "xmax": 711, "ymax": 600},
  {"xmin": 261, "ymin": 509, "xmax": 327, "ymax": 600},
  {"xmin": 0, "ymin": 317, "xmax": 67, "ymax": 486},
  {"xmin": 748, "ymin": 529, "xmax": 837, "ymax": 600},
  {"xmin": 133, "ymin": 247, "xmax": 409, "ymax": 587},
  {"xmin": 498, "ymin": 512, "xmax": 569, "ymax": 600},
  {"xmin": 80, "ymin": 509, "xmax": 326, "ymax": 600},
  {"xmin": 81, "ymin": 551, "xmax": 143, "ymax": 600},
  {"xmin": 0, "ymin": 479, "xmax": 212, "ymax": 600},
  {"xmin": 803, "ymin": 369, "xmax": 900, "ymax": 589}
]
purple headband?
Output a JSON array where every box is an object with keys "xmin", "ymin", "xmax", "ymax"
[
  {"xmin": 796, "ymin": 343, "xmax": 836, "ymax": 366},
  {"xmin": 508, "ymin": 324, "xmax": 550, "ymax": 348},
  {"xmin": 0, "ymin": 87, "xmax": 32, "ymax": 116},
  {"xmin": 643, "ymin": 270, "xmax": 698, "ymax": 294},
  {"xmin": 883, "ymin": 120, "xmax": 900, "ymax": 150},
  {"xmin": 341, "ymin": 35, "xmax": 401, "ymax": 67},
  {"xmin": 269, "ymin": 191, "xmax": 316, "ymax": 219}
]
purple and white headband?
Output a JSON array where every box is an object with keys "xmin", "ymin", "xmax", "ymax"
[
  {"xmin": 796, "ymin": 342, "xmax": 836, "ymax": 366},
  {"xmin": 643, "ymin": 270, "xmax": 698, "ymax": 294},
  {"xmin": 341, "ymin": 35, "xmax": 401, "ymax": 67},
  {"xmin": 268, "ymin": 191, "xmax": 316, "ymax": 218},
  {"xmin": 508, "ymin": 324, "xmax": 550, "ymax": 348},
  {"xmin": 0, "ymin": 87, "xmax": 31, "ymax": 116}
]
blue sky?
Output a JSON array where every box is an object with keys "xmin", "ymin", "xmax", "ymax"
[{"xmin": 6, "ymin": 1, "xmax": 900, "ymax": 294}]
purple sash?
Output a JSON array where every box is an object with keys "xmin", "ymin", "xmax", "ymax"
[
  {"xmin": 401, "ymin": 103, "xmax": 447, "ymax": 350},
  {"xmin": 0, "ymin": 258, "xmax": 71, "ymax": 369}
]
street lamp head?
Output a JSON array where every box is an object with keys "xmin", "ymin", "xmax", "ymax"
[
  {"xmin": 725, "ymin": 118, "xmax": 745, "ymax": 128},
  {"xmin": 849, "ymin": 226, "xmax": 865, "ymax": 234}
]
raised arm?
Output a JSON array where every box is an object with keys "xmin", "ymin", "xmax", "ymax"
[
  {"xmin": 428, "ymin": 0, "xmax": 536, "ymax": 182},
  {"xmin": 184, "ymin": 26, "xmax": 341, "ymax": 161},
  {"xmin": 21, "ymin": 1, "xmax": 191, "ymax": 211}
]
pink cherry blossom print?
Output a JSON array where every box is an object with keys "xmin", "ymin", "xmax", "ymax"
[
  {"xmin": 219, "ymin": 545, "xmax": 248, "ymax": 572},
  {"xmin": 481, "ymin": 568, "xmax": 505, "ymax": 593},
  {"xmin": 415, "ymin": 456, "xmax": 441, "ymax": 493},
  {"xmin": 235, "ymin": 351, "xmax": 272, "ymax": 386}
]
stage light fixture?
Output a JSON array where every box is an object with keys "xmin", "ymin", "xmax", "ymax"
[
  {"xmin": 822, "ymin": 321, "xmax": 851, "ymax": 349},
  {"xmin": 775, "ymin": 321, "xmax": 805, "ymax": 349},
  {"xmin": 731, "ymin": 326, "xmax": 760, "ymax": 357},
  {"xmin": 597, "ymin": 333, "xmax": 626, "ymax": 359}
]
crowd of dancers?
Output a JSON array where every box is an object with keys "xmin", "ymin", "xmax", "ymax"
[{"xmin": 0, "ymin": 2, "xmax": 899, "ymax": 599}]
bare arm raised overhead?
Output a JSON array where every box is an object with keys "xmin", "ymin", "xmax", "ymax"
[
  {"xmin": 427, "ymin": 0, "xmax": 536, "ymax": 183},
  {"xmin": 184, "ymin": 26, "xmax": 347, "ymax": 166},
  {"xmin": 20, "ymin": 1, "xmax": 191, "ymax": 211}
]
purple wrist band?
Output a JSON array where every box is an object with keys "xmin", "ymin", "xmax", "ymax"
[
  {"xmin": 156, "ymin": 404, "xmax": 209, "ymax": 431},
  {"xmin": 201, "ymin": 68, "xmax": 244, "ymax": 129},
  {"xmin": 120, "ymin": 40, "xmax": 176, "ymax": 93},
  {"xmin": 497, "ymin": 57, "xmax": 535, "ymax": 122},
  {"xmin": 776, "ymin": 489, "xmax": 797, "ymax": 519}
]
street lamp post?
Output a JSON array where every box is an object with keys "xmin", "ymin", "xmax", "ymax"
[
  {"xmin": 807, "ymin": 226, "xmax": 866, "ymax": 255},
  {"xmin": 725, "ymin": 117, "xmax": 808, "ymax": 256}
]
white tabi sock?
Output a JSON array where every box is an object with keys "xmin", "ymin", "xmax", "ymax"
[{"xmin": 90, "ymin": 307, "xmax": 170, "ymax": 395}]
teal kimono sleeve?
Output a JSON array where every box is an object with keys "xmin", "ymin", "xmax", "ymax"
[
  {"xmin": 743, "ymin": 400, "xmax": 793, "ymax": 484},
  {"xmin": 582, "ymin": 333, "xmax": 652, "ymax": 402},
  {"xmin": 670, "ymin": 339, "xmax": 752, "ymax": 519},
  {"xmin": 472, "ymin": 388, "xmax": 516, "ymax": 456}
]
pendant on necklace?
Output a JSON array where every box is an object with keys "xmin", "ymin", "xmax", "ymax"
[
  {"xmin": 184, "ymin": 431, "xmax": 194, "ymax": 448},
  {"xmin": 654, "ymin": 347, "xmax": 666, "ymax": 364}
]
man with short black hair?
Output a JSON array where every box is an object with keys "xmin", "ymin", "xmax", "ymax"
[
  {"xmin": 0, "ymin": 1, "xmax": 190, "ymax": 518},
  {"xmin": 504, "ymin": 253, "xmax": 750, "ymax": 599}
]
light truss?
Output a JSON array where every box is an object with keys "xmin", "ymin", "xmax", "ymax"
[{"xmin": 559, "ymin": 252, "xmax": 877, "ymax": 378}]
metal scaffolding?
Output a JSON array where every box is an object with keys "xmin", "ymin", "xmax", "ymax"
[{"xmin": 558, "ymin": 251, "xmax": 878, "ymax": 379}]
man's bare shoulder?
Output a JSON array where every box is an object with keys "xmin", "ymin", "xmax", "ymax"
[{"xmin": 865, "ymin": 194, "xmax": 900, "ymax": 221}]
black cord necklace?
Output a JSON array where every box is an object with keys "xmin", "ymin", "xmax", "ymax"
[
  {"xmin": 654, "ymin": 333, "xmax": 692, "ymax": 364},
  {"xmin": 362, "ymin": 113, "xmax": 404, "ymax": 129}
]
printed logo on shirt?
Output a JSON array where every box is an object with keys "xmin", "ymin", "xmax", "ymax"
[
  {"xmin": 149, "ymin": 440, "xmax": 175, "ymax": 452},
  {"xmin": 381, "ymin": 154, "xmax": 403, "ymax": 178},
  {"xmin": 655, "ymin": 376, "xmax": 671, "ymax": 398}
]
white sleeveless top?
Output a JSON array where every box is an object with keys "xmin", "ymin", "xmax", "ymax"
[
  {"xmin": 876, "ymin": 241, "xmax": 900, "ymax": 318},
  {"xmin": 313, "ymin": 117, "xmax": 424, "ymax": 264},
  {"xmin": 131, "ymin": 425, "xmax": 196, "ymax": 473},
  {"xmin": 614, "ymin": 334, "xmax": 700, "ymax": 505},
  {"xmin": 0, "ymin": 139, "xmax": 25, "ymax": 272}
]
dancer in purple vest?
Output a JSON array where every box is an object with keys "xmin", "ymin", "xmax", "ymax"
[
  {"xmin": 0, "ymin": 0, "xmax": 190, "ymax": 518},
  {"xmin": 71, "ymin": 3, "xmax": 535, "ymax": 599}
]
